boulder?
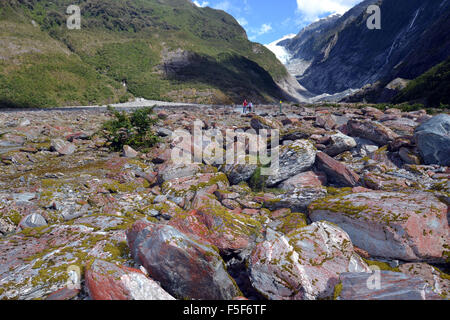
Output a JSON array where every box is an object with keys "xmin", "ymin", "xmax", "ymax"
[
  {"xmin": 324, "ymin": 132, "xmax": 357, "ymax": 157},
  {"xmin": 50, "ymin": 139, "xmax": 76, "ymax": 155},
  {"xmin": 266, "ymin": 140, "xmax": 316, "ymax": 187},
  {"xmin": 0, "ymin": 217, "xmax": 132, "ymax": 300},
  {"xmin": 347, "ymin": 120, "xmax": 398, "ymax": 146},
  {"xmin": 221, "ymin": 163, "xmax": 258, "ymax": 185},
  {"xmin": 169, "ymin": 204, "xmax": 261, "ymax": 253},
  {"xmin": 398, "ymin": 147, "xmax": 421, "ymax": 165},
  {"xmin": 19, "ymin": 213, "xmax": 47, "ymax": 229},
  {"xmin": 316, "ymin": 152, "xmax": 360, "ymax": 187},
  {"xmin": 315, "ymin": 113, "xmax": 336, "ymax": 130},
  {"xmin": 414, "ymin": 114, "xmax": 450, "ymax": 166},
  {"xmin": 85, "ymin": 259, "xmax": 175, "ymax": 300},
  {"xmin": 127, "ymin": 222, "xmax": 241, "ymax": 300},
  {"xmin": 123, "ymin": 145, "xmax": 139, "ymax": 158},
  {"xmin": 157, "ymin": 163, "xmax": 203, "ymax": 183},
  {"xmin": 309, "ymin": 191, "xmax": 449, "ymax": 262},
  {"xmin": 382, "ymin": 118, "xmax": 418, "ymax": 136},
  {"xmin": 250, "ymin": 116, "xmax": 282, "ymax": 132},
  {"xmin": 45, "ymin": 288, "xmax": 80, "ymax": 300},
  {"xmin": 248, "ymin": 221, "xmax": 370, "ymax": 300},
  {"xmin": 352, "ymin": 137, "xmax": 378, "ymax": 158},
  {"xmin": 337, "ymin": 271, "xmax": 442, "ymax": 300},
  {"xmin": 263, "ymin": 187, "xmax": 327, "ymax": 213},
  {"xmin": 279, "ymin": 171, "xmax": 326, "ymax": 191},
  {"xmin": 161, "ymin": 172, "xmax": 229, "ymax": 197},
  {"xmin": 361, "ymin": 172, "xmax": 409, "ymax": 191},
  {"xmin": 398, "ymin": 263, "xmax": 450, "ymax": 298}
]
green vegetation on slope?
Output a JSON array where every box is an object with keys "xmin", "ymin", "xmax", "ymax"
[
  {"xmin": 393, "ymin": 56, "xmax": 450, "ymax": 108},
  {"xmin": 0, "ymin": 0, "xmax": 288, "ymax": 108}
]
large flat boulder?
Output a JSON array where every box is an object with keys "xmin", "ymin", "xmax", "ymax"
[
  {"xmin": 85, "ymin": 259, "xmax": 175, "ymax": 300},
  {"xmin": 337, "ymin": 271, "xmax": 442, "ymax": 300},
  {"xmin": 266, "ymin": 140, "xmax": 316, "ymax": 187},
  {"xmin": 248, "ymin": 221, "xmax": 370, "ymax": 300},
  {"xmin": 316, "ymin": 152, "xmax": 360, "ymax": 187},
  {"xmin": 169, "ymin": 202, "xmax": 262, "ymax": 253},
  {"xmin": 309, "ymin": 191, "xmax": 449, "ymax": 262},
  {"xmin": 347, "ymin": 120, "xmax": 398, "ymax": 146},
  {"xmin": 414, "ymin": 114, "xmax": 450, "ymax": 166},
  {"xmin": 324, "ymin": 132, "xmax": 357, "ymax": 157},
  {"xmin": 126, "ymin": 222, "xmax": 241, "ymax": 300}
]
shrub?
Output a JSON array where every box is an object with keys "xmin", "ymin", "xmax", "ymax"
[{"xmin": 102, "ymin": 106, "xmax": 160, "ymax": 152}]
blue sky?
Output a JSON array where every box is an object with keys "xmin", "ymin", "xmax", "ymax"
[{"xmin": 192, "ymin": 0, "xmax": 363, "ymax": 44}]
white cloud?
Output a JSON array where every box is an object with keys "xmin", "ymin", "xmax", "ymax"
[
  {"xmin": 237, "ymin": 17, "xmax": 248, "ymax": 27},
  {"xmin": 213, "ymin": 1, "xmax": 232, "ymax": 11},
  {"xmin": 296, "ymin": 0, "xmax": 361, "ymax": 20},
  {"xmin": 193, "ymin": 1, "xmax": 209, "ymax": 7},
  {"xmin": 249, "ymin": 23, "xmax": 273, "ymax": 41},
  {"xmin": 259, "ymin": 23, "xmax": 272, "ymax": 35}
]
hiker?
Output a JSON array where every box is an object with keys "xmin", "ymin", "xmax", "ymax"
[
  {"xmin": 243, "ymin": 99, "xmax": 248, "ymax": 113},
  {"xmin": 249, "ymin": 102, "xmax": 254, "ymax": 113}
]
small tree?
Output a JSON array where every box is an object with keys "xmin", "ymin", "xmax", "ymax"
[{"xmin": 102, "ymin": 105, "xmax": 160, "ymax": 152}]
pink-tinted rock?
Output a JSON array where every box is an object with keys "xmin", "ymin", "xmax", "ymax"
[
  {"xmin": 337, "ymin": 271, "xmax": 442, "ymax": 300},
  {"xmin": 45, "ymin": 288, "xmax": 80, "ymax": 300},
  {"xmin": 123, "ymin": 145, "xmax": 139, "ymax": 158},
  {"xmin": 221, "ymin": 198, "xmax": 241, "ymax": 210},
  {"xmin": 279, "ymin": 171, "xmax": 326, "ymax": 191},
  {"xmin": 66, "ymin": 132, "xmax": 89, "ymax": 142},
  {"xmin": 399, "ymin": 263, "xmax": 450, "ymax": 298},
  {"xmin": 347, "ymin": 120, "xmax": 398, "ymax": 146},
  {"xmin": 270, "ymin": 208, "xmax": 291, "ymax": 219},
  {"xmin": 309, "ymin": 191, "xmax": 449, "ymax": 262},
  {"xmin": 50, "ymin": 139, "xmax": 76, "ymax": 155},
  {"xmin": 316, "ymin": 152, "xmax": 360, "ymax": 187},
  {"xmin": 382, "ymin": 118, "xmax": 418, "ymax": 136},
  {"xmin": 169, "ymin": 205, "xmax": 261, "ymax": 253},
  {"xmin": 315, "ymin": 113, "xmax": 337, "ymax": 130},
  {"xmin": 362, "ymin": 172, "xmax": 410, "ymax": 191},
  {"xmin": 126, "ymin": 222, "xmax": 241, "ymax": 300},
  {"xmin": 85, "ymin": 259, "xmax": 174, "ymax": 300},
  {"xmin": 0, "ymin": 217, "xmax": 130, "ymax": 300},
  {"xmin": 362, "ymin": 107, "xmax": 385, "ymax": 120},
  {"xmin": 249, "ymin": 221, "xmax": 370, "ymax": 300}
]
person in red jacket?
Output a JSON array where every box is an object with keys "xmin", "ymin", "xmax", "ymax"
[{"xmin": 243, "ymin": 99, "xmax": 248, "ymax": 113}]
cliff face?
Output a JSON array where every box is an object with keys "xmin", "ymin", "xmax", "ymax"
[
  {"xmin": 281, "ymin": 0, "xmax": 450, "ymax": 96},
  {"xmin": 0, "ymin": 0, "xmax": 307, "ymax": 108}
]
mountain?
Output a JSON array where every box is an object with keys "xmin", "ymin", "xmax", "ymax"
[
  {"xmin": 277, "ymin": 13, "xmax": 343, "ymax": 79},
  {"xmin": 393, "ymin": 55, "xmax": 450, "ymax": 107},
  {"xmin": 0, "ymin": 0, "xmax": 307, "ymax": 108},
  {"xmin": 279, "ymin": 0, "xmax": 450, "ymax": 100}
]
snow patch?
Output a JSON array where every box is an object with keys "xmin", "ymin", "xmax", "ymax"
[{"xmin": 264, "ymin": 34, "xmax": 296, "ymax": 64}]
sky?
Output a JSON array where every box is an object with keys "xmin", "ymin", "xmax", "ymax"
[{"xmin": 192, "ymin": 0, "xmax": 363, "ymax": 44}]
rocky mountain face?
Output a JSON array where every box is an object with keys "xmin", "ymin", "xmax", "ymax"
[
  {"xmin": 0, "ymin": 0, "xmax": 307, "ymax": 108},
  {"xmin": 280, "ymin": 0, "xmax": 450, "ymax": 97},
  {"xmin": 0, "ymin": 105, "xmax": 449, "ymax": 300}
]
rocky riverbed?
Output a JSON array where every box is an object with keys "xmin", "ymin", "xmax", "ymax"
[{"xmin": 0, "ymin": 104, "xmax": 449, "ymax": 300}]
